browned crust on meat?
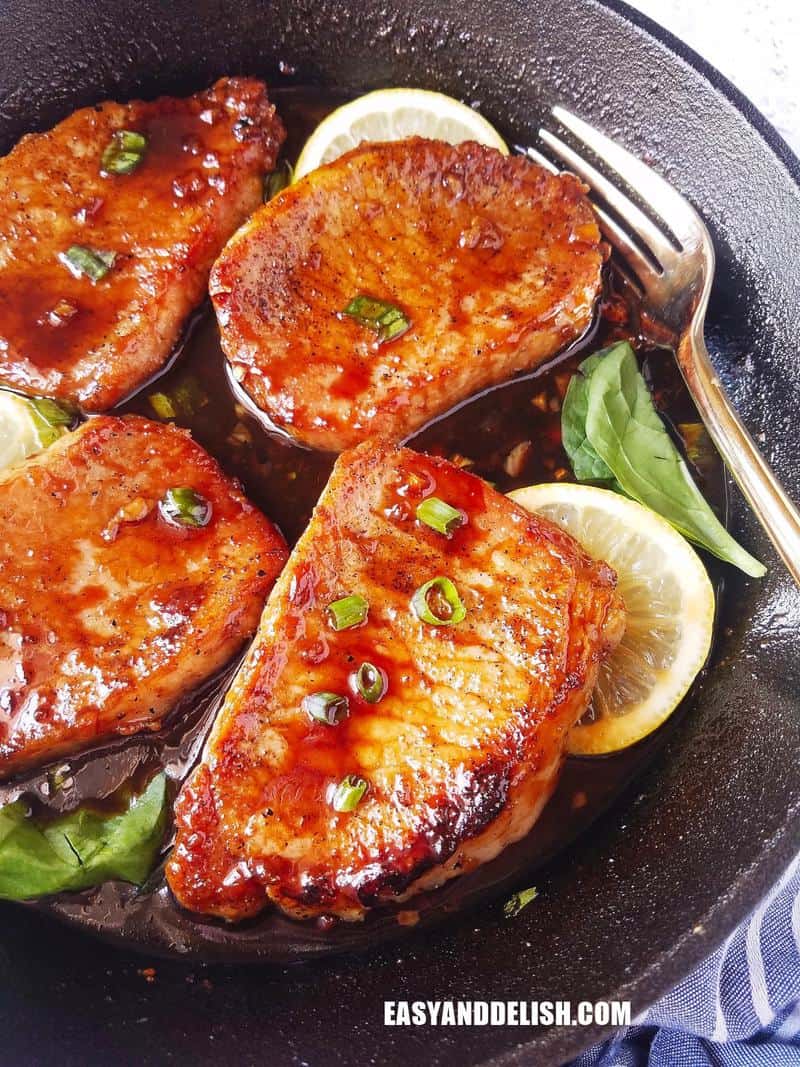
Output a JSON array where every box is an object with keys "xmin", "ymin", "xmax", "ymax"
[
  {"xmin": 167, "ymin": 442, "xmax": 623, "ymax": 921},
  {"xmin": 0, "ymin": 415, "xmax": 288, "ymax": 775},
  {"xmin": 0, "ymin": 78, "xmax": 284, "ymax": 410},
  {"xmin": 211, "ymin": 137, "xmax": 602, "ymax": 452}
]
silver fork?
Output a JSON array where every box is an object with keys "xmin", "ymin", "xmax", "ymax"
[{"xmin": 527, "ymin": 106, "xmax": 800, "ymax": 587}]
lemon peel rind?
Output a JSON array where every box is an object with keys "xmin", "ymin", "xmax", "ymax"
[{"xmin": 508, "ymin": 482, "xmax": 715, "ymax": 757}]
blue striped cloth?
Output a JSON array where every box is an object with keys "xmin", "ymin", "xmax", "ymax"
[{"xmin": 574, "ymin": 855, "xmax": 800, "ymax": 1065}]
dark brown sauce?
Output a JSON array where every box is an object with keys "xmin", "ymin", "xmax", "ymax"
[
  {"xmin": 12, "ymin": 85, "xmax": 726, "ymax": 961},
  {"xmin": 0, "ymin": 91, "xmax": 258, "ymax": 380}
]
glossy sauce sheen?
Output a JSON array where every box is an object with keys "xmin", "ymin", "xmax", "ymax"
[
  {"xmin": 167, "ymin": 443, "xmax": 624, "ymax": 920},
  {"xmin": 0, "ymin": 416, "xmax": 287, "ymax": 774},
  {"xmin": 211, "ymin": 137, "xmax": 602, "ymax": 450},
  {"xmin": 0, "ymin": 77, "xmax": 283, "ymax": 408},
  {"xmin": 13, "ymin": 86, "xmax": 725, "ymax": 955}
]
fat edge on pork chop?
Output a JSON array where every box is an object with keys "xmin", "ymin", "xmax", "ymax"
[
  {"xmin": 0, "ymin": 77, "xmax": 284, "ymax": 410},
  {"xmin": 211, "ymin": 137, "xmax": 603, "ymax": 452},
  {"xmin": 167, "ymin": 442, "xmax": 625, "ymax": 921},
  {"xmin": 0, "ymin": 415, "xmax": 288, "ymax": 776}
]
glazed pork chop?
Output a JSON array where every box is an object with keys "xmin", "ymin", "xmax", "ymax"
[
  {"xmin": 211, "ymin": 138, "xmax": 603, "ymax": 452},
  {"xmin": 167, "ymin": 442, "xmax": 624, "ymax": 921},
  {"xmin": 0, "ymin": 415, "xmax": 287, "ymax": 776},
  {"xmin": 0, "ymin": 77, "xmax": 284, "ymax": 411}
]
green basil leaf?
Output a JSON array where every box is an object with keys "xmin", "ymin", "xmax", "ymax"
[
  {"xmin": 561, "ymin": 349, "xmax": 622, "ymax": 488},
  {"xmin": 263, "ymin": 159, "xmax": 293, "ymax": 201},
  {"xmin": 583, "ymin": 342, "xmax": 766, "ymax": 578},
  {"xmin": 0, "ymin": 773, "xmax": 168, "ymax": 901}
]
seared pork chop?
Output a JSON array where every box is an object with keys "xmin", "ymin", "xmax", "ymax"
[
  {"xmin": 211, "ymin": 138, "xmax": 603, "ymax": 452},
  {"xmin": 0, "ymin": 78, "xmax": 283, "ymax": 410},
  {"xmin": 167, "ymin": 443, "xmax": 624, "ymax": 921},
  {"xmin": 0, "ymin": 415, "xmax": 287, "ymax": 776}
]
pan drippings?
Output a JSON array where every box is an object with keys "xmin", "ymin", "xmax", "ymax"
[{"xmin": 9, "ymin": 85, "xmax": 724, "ymax": 960}]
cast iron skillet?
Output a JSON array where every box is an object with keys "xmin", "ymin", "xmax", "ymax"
[{"xmin": 0, "ymin": 0, "xmax": 799, "ymax": 1063}]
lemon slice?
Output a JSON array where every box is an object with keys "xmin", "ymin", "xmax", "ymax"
[
  {"xmin": 293, "ymin": 88, "xmax": 508, "ymax": 180},
  {"xmin": 0, "ymin": 390, "xmax": 71, "ymax": 471},
  {"xmin": 509, "ymin": 482, "xmax": 715, "ymax": 755}
]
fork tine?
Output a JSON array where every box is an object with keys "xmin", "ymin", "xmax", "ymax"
[
  {"xmin": 523, "ymin": 144, "xmax": 659, "ymax": 286},
  {"xmin": 516, "ymin": 144, "xmax": 560, "ymax": 174},
  {"xmin": 539, "ymin": 127, "xmax": 680, "ymax": 274},
  {"xmin": 552, "ymin": 105, "xmax": 707, "ymax": 252},
  {"xmin": 520, "ymin": 144, "xmax": 660, "ymax": 286},
  {"xmin": 591, "ymin": 205, "xmax": 658, "ymax": 290}
]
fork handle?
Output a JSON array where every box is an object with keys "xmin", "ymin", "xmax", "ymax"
[{"xmin": 677, "ymin": 327, "xmax": 800, "ymax": 586}]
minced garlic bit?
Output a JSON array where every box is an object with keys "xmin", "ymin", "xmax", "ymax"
[{"xmin": 503, "ymin": 440, "xmax": 532, "ymax": 478}]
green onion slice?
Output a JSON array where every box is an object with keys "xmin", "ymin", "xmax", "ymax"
[
  {"xmin": 149, "ymin": 378, "xmax": 207, "ymax": 421},
  {"xmin": 411, "ymin": 576, "xmax": 467, "ymax": 626},
  {"xmin": 101, "ymin": 129, "xmax": 148, "ymax": 175},
  {"xmin": 149, "ymin": 392, "xmax": 177, "ymax": 420},
  {"xmin": 59, "ymin": 245, "xmax": 116, "ymax": 283},
  {"xmin": 353, "ymin": 662, "xmax": 386, "ymax": 704},
  {"xmin": 15, "ymin": 395, "xmax": 76, "ymax": 450},
  {"xmin": 264, "ymin": 159, "xmax": 294, "ymax": 201},
  {"xmin": 331, "ymin": 774, "xmax": 369, "ymax": 813},
  {"xmin": 327, "ymin": 594, "xmax": 369, "ymax": 631},
  {"xmin": 341, "ymin": 295, "xmax": 410, "ymax": 344},
  {"xmin": 29, "ymin": 397, "xmax": 74, "ymax": 430},
  {"xmin": 172, "ymin": 376, "xmax": 207, "ymax": 416},
  {"xmin": 158, "ymin": 487, "xmax": 212, "ymax": 528},
  {"xmin": 303, "ymin": 691, "xmax": 350, "ymax": 726},
  {"xmin": 416, "ymin": 496, "xmax": 465, "ymax": 536},
  {"xmin": 504, "ymin": 885, "xmax": 539, "ymax": 918}
]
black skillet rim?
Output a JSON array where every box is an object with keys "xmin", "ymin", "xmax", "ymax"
[
  {"xmin": 0, "ymin": 2, "xmax": 798, "ymax": 1063},
  {"xmin": 498, "ymin": 1, "xmax": 800, "ymax": 1062}
]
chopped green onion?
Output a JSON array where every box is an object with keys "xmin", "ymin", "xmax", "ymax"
[
  {"xmin": 101, "ymin": 129, "xmax": 148, "ymax": 175},
  {"xmin": 353, "ymin": 662, "xmax": 386, "ymax": 704},
  {"xmin": 148, "ymin": 378, "xmax": 207, "ymax": 421},
  {"xmin": 504, "ymin": 885, "xmax": 538, "ymax": 918},
  {"xmin": 26, "ymin": 396, "xmax": 76, "ymax": 448},
  {"xmin": 331, "ymin": 775, "xmax": 369, "ymax": 813},
  {"xmin": 158, "ymin": 487, "xmax": 212, "ymax": 528},
  {"xmin": 264, "ymin": 159, "xmax": 294, "ymax": 201},
  {"xmin": 303, "ymin": 691, "xmax": 349, "ymax": 726},
  {"xmin": 49, "ymin": 763, "xmax": 73, "ymax": 793},
  {"xmin": 415, "ymin": 496, "xmax": 465, "ymax": 536},
  {"xmin": 411, "ymin": 576, "xmax": 466, "ymax": 626},
  {"xmin": 341, "ymin": 295, "xmax": 410, "ymax": 344},
  {"xmin": 149, "ymin": 392, "xmax": 177, "ymax": 420},
  {"xmin": 29, "ymin": 397, "xmax": 74, "ymax": 429},
  {"xmin": 172, "ymin": 376, "xmax": 207, "ymax": 416},
  {"xmin": 327, "ymin": 594, "xmax": 368, "ymax": 631},
  {"xmin": 59, "ymin": 245, "xmax": 116, "ymax": 283}
]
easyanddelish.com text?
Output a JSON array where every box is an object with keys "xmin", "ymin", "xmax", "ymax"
[{"xmin": 384, "ymin": 1000, "xmax": 631, "ymax": 1027}]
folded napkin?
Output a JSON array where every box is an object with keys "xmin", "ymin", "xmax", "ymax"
[{"xmin": 574, "ymin": 855, "xmax": 800, "ymax": 1065}]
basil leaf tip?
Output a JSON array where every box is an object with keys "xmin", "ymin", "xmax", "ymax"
[
  {"xmin": 264, "ymin": 159, "xmax": 294, "ymax": 201},
  {"xmin": 561, "ymin": 349, "xmax": 622, "ymax": 490},
  {"xmin": 0, "ymin": 773, "xmax": 168, "ymax": 901},
  {"xmin": 561, "ymin": 341, "xmax": 766, "ymax": 578}
]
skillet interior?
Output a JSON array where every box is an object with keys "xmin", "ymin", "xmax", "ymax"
[{"xmin": 0, "ymin": 0, "xmax": 798, "ymax": 1063}]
